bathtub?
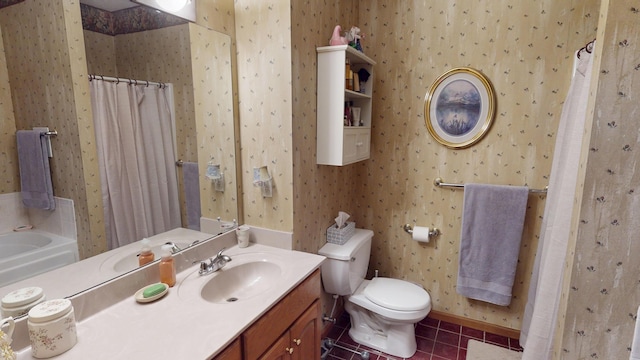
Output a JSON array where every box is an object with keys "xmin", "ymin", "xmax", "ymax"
[{"xmin": 0, "ymin": 230, "xmax": 79, "ymax": 288}]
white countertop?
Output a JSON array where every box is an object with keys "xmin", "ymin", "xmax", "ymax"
[
  {"xmin": 0, "ymin": 228, "xmax": 215, "ymax": 301},
  {"xmin": 15, "ymin": 243, "xmax": 325, "ymax": 359}
]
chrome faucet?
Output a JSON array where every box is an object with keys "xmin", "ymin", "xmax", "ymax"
[
  {"xmin": 198, "ymin": 249, "xmax": 232, "ymax": 275},
  {"xmin": 165, "ymin": 242, "xmax": 182, "ymax": 254}
]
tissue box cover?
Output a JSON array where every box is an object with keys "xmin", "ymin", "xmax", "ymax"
[{"xmin": 327, "ymin": 222, "xmax": 355, "ymax": 245}]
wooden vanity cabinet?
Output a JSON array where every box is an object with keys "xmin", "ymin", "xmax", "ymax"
[
  {"xmin": 215, "ymin": 338, "xmax": 242, "ymax": 360},
  {"xmin": 212, "ymin": 269, "xmax": 321, "ymax": 360},
  {"xmin": 259, "ymin": 301, "xmax": 321, "ymax": 360}
]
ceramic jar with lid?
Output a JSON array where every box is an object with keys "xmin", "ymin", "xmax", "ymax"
[
  {"xmin": 1, "ymin": 287, "xmax": 46, "ymax": 318},
  {"xmin": 27, "ymin": 299, "xmax": 77, "ymax": 358}
]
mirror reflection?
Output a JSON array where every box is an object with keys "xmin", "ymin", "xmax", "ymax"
[{"xmin": 0, "ymin": 0, "xmax": 238, "ymax": 299}]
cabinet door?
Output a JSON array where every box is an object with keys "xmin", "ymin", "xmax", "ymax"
[
  {"xmin": 258, "ymin": 330, "xmax": 293, "ymax": 360},
  {"xmin": 342, "ymin": 128, "xmax": 371, "ymax": 164},
  {"xmin": 291, "ymin": 301, "xmax": 322, "ymax": 360},
  {"xmin": 211, "ymin": 338, "xmax": 242, "ymax": 360}
]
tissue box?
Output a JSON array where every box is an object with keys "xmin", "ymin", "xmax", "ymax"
[{"xmin": 326, "ymin": 222, "xmax": 355, "ymax": 245}]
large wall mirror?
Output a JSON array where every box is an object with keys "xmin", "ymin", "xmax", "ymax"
[{"xmin": 0, "ymin": 0, "xmax": 238, "ymax": 303}]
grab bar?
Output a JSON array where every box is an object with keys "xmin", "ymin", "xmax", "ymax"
[{"xmin": 434, "ymin": 177, "xmax": 547, "ymax": 194}]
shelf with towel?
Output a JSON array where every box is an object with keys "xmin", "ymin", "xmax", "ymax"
[{"xmin": 434, "ymin": 177, "xmax": 547, "ymax": 194}]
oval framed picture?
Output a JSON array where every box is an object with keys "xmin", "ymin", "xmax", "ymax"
[{"xmin": 424, "ymin": 67, "xmax": 496, "ymax": 149}]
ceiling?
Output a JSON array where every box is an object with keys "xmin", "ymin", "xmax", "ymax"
[{"xmin": 80, "ymin": 0, "xmax": 138, "ymax": 12}]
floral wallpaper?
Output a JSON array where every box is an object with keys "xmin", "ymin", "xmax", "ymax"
[
  {"xmin": 190, "ymin": 24, "xmax": 238, "ymax": 222},
  {"xmin": 284, "ymin": 0, "xmax": 599, "ymax": 332},
  {"xmin": 558, "ymin": 2, "xmax": 640, "ymax": 359},
  {"xmin": 0, "ymin": 25, "xmax": 18, "ymax": 194},
  {"xmin": 0, "ymin": 0, "xmax": 106, "ymax": 259},
  {"xmin": 234, "ymin": 0, "xmax": 295, "ymax": 230}
]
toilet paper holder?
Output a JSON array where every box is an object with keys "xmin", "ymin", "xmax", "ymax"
[{"xmin": 402, "ymin": 224, "xmax": 440, "ymax": 237}]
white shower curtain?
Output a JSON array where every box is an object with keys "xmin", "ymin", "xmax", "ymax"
[
  {"xmin": 90, "ymin": 80, "xmax": 181, "ymax": 250},
  {"xmin": 520, "ymin": 45, "xmax": 595, "ymax": 358}
]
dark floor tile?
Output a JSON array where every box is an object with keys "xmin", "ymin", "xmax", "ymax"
[
  {"xmin": 461, "ymin": 326, "xmax": 483, "ymax": 340},
  {"xmin": 484, "ymin": 333, "xmax": 509, "ymax": 347},
  {"xmin": 407, "ymin": 350, "xmax": 431, "ymax": 359},
  {"xmin": 416, "ymin": 324, "xmax": 438, "ymax": 339},
  {"xmin": 328, "ymin": 343, "xmax": 358, "ymax": 359},
  {"xmin": 432, "ymin": 342, "xmax": 459, "ymax": 359},
  {"xmin": 420, "ymin": 316, "xmax": 440, "ymax": 327},
  {"xmin": 338, "ymin": 331, "xmax": 359, "ymax": 347},
  {"xmin": 509, "ymin": 337, "xmax": 523, "ymax": 351},
  {"xmin": 435, "ymin": 330, "xmax": 460, "ymax": 347},
  {"xmin": 327, "ymin": 325, "xmax": 346, "ymax": 340},
  {"xmin": 458, "ymin": 347, "xmax": 467, "ymax": 360},
  {"xmin": 459, "ymin": 335, "xmax": 474, "ymax": 349},
  {"xmin": 439, "ymin": 320, "xmax": 461, "ymax": 334},
  {"xmin": 416, "ymin": 336, "xmax": 435, "ymax": 354},
  {"xmin": 336, "ymin": 312, "xmax": 351, "ymax": 327}
]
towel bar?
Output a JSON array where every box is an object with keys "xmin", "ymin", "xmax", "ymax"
[
  {"xmin": 434, "ymin": 177, "xmax": 547, "ymax": 194},
  {"xmin": 40, "ymin": 130, "xmax": 57, "ymax": 137}
]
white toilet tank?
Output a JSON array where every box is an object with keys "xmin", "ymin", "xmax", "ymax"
[{"xmin": 318, "ymin": 229, "xmax": 372, "ymax": 295}]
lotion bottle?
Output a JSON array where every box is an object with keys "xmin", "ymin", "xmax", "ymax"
[
  {"xmin": 138, "ymin": 238, "xmax": 154, "ymax": 266},
  {"xmin": 159, "ymin": 244, "xmax": 176, "ymax": 287}
]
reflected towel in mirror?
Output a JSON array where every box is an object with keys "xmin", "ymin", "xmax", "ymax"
[{"xmin": 16, "ymin": 130, "xmax": 55, "ymax": 210}]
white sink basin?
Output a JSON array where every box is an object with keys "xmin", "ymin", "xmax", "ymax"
[
  {"xmin": 178, "ymin": 251, "xmax": 285, "ymax": 304},
  {"xmin": 201, "ymin": 260, "xmax": 282, "ymax": 303}
]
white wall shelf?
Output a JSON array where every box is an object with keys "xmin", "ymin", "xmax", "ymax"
[{"xmin": 316, "ymin": 45, "xmax": 376, "ymax": 166}]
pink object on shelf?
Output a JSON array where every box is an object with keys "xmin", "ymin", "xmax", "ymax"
[{"xmin": 329, "ymin": 25, "xmax": 348, "ymax": 46}]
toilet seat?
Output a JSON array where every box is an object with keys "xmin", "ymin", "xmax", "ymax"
[
  {"xmin": 363, "ymin": 277, "xmax": 430, "ymax": 311},
  {"xmin": 348, "ymin": 280, "xmax": 431, "ymax": 322}
]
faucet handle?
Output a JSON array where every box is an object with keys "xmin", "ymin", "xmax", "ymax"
[{"xmin": 217, "ymin": 248, "xmax": 226, "ymax": 258}]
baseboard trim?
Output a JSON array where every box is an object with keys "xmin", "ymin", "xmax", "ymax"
[{"xmin": 428, "ymin": 310, "xmax": 520, "ymax": 340}]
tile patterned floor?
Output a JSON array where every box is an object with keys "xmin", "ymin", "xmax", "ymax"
[{"xmin": 324, "ymin": 312, "xmax": 523, "ymax": 360}]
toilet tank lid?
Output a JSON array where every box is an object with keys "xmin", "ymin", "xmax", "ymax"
[{"xmin": 318, "ymin": 229, "xmax": 373, "ymax": 261}]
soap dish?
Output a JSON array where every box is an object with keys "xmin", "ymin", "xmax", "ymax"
[{"xmin": 135, "ymin": 283, "xmax": 169, "ymax": 303}]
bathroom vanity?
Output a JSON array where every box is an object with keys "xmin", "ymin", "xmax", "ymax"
[{"xmin": 8, "ymin": 230, "xmax": 325, "ymax": 359}]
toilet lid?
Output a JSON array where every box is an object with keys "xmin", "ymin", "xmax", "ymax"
[{"xmin": 363, "ymin": 278, "xmax": 430, "ymax": 311}]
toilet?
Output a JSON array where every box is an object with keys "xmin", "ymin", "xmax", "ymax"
[{"xmin": 318, "ymin": 229, "xmax": 431, "ymax": 358}]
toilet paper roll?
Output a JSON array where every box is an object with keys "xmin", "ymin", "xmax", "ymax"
[{"xmin": 412, "ymin": 226, "xmax": 431, "ymax": 243}]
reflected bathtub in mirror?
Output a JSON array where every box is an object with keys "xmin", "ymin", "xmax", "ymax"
[{"xmin": 0, "ymin": 230, "xmax": 78, "ymax": 288}]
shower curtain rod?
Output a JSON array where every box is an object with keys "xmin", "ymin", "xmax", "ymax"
[{"xmin": 88, "ymin": 74, "xmax": 167, "ymax": 88}]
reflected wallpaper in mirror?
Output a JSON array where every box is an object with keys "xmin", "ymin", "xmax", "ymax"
[{"xmin": 0, "ymin": 0, "xmax": 237, "ymax": 296}]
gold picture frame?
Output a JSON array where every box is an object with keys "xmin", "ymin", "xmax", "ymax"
[{"xmin": 424, "ymin": 67, "xmax": 496, "ymax": 149}]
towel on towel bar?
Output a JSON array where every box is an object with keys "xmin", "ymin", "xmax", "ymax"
[
  {"xmin": 182, "ymin": 162, "xmax": 201, "ymax": 231},
  {"xmin": 16, "ymin": 130, "xmax": 55, "ymax": 210},
  {"xmin": 456, "ymin": 183, "xmax": 529, "ymax": 306}
]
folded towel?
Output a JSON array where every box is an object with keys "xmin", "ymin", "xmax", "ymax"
[
  {"xmin": 182, "ymin": 162, "xmax": 201, "ymax": 231},
  {"xmin": 457, "ymin": 183, "xmax": 529, "ymax": 306},
  {"xmin": 16, "ymin": 130, "xmax": 55, "ymax": 210},
  {"xmin": 631, "ymin": 306, "xmax": 640, "ymax": 360}
]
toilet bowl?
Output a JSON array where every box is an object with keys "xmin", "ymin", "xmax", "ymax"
[{"xmin": 318, "ymin": 229, "xmax": 431, "ymax": 358}]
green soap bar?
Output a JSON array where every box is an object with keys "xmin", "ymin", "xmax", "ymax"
[{"xmin": 142, "ymin": 283, "xmax": 166, "ymax": 298}]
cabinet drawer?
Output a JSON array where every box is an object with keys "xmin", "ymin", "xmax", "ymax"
[
  {"xmin": 343, "ymin": 128, "xmax": 371, "ymax": 164},
  {"xmin": 242, "ymin": 270, "xmax": 321, "ymax": 359}
]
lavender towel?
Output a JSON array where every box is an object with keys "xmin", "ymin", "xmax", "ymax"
[
  {"xmin": 182, "ymin": 162, "xmax": 201, "ymax": 231},
  {"xmin": 16, "ymin": 130, "xmax": 55, "ymax": 210},
  {"xmin": 457, "ymin": 183, "xmax": 529, "ymax": 306}
]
